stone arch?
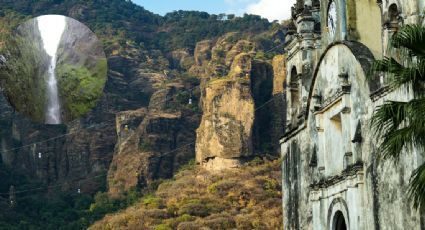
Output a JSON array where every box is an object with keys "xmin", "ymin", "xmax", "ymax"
[
  {"xmin": 384, "ymin": 2, "xmax": 402, "ymax": 30},
  {"xmin": 289, "ymin": 66, "xmax": 300, "ymax": 123},
  {"xmin": 327, "ymin": 198, "xmax": 350, "ymax": 230},
  {"xmin": 388, "ymin": 4, "xmax": 400, "ymax": 21},
  {"xmin": 306, "ymin": 41, "xmax": 376, "ymax": 175},
  {"xmin": 306, "ymin": 41, "xmax": 377, "ymax": 120},
  {"xmin": 290, "ymin": 65, "xmax": 298, "ymax": 82},
  {"xmin": 382, "ymin": 0, "xmax": 402, "ymax": 19}
]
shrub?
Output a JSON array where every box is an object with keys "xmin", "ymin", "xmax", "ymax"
[
  {"xmin": 177, "ymin": 159, "xmax": 196, "ymax": 173},
  {"xmin": 143, "ymin": 195, "xmax": 163, "ymax": 209},
  {"xmin": 177, "ymin": 200, "xmax": 210, "ymax": 217},
  {"xmin": 207, "ymin": 179, "xmax": 238, "ymax": 196}
]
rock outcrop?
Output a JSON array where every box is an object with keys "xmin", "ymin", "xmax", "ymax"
[
  {"xmin": 272, "ymin": 55, "xmax": 286, "ymax": 95},
  {"xmin": 196, "ymin": 78, "xmax": 255, "ymax": 170},
  {"xmin": 195, "ymin": 34, "xmax": 284, "ymax": 170},
  {"xmin": 107, "ymin": 85, "xmax": 200, "ymax": 197},
  {"xmin": 168, "ymin": 49, "xmax": 194, "ymax": 70},
  {"xmin": 270, "ymin": 55, "xmax": 286, "ymax": 153},
  {"xmin": 55, "ymin": 16, "xmax": 107, "ymax": 122}
]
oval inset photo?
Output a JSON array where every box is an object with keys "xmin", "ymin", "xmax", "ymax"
[{"xmin": 0, "ymin": 15, "xmax": 107, "ymax": 124}]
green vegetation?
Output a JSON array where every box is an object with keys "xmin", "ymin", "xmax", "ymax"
[
  {"xmin": 0, "ymin": 182, "xmax": 147, "ymax": 230},
  {"xmin": 370, "ymin": 24, "xmax": 425, "ymax": 209},
  {"xmin": 0, "ymin": 13, "xmax": 108, "ymax": 123},
  {"xmin": 139, "ymin": 139, "xmax": 153, "ymax": 151},
  {"xmin": 0, "ymin": 0, "xmax": 285, "ymax": 55},
  {"xmin": 56, "ymin": 58, "xmax": 107, "ymax": 121},
  {"xmin": 0, "ymin": 17, "xmax": 49, "ymax": 122}
]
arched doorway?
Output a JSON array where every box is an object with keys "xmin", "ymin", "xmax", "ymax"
[{"xmin": 333, "ymin": 211, "xmax": 347, "ymax": 230}]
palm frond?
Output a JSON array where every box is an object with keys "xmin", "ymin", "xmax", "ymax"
[
  {"xmin": 372, "ymin": 99, "xmax": 425, "ymax": 162},
  {"xmin": 378, "ymin": 126, "xmax": 416, "ymax": 162},
  {"xmin": 391, "ymin": 24, "xmax": 425, "ymax": 57},
  {"xmin": 371, "ymin": 24, "xmax": 425, "ymax": 211},
  {"xmin": 371, "ymin": 101, "xmax": 408, "ymax": 137},
  {"xmin": 408, "ymin": 98, "xmax": 425, "ymax": 125},
  {"xmin": 370, "ymin": 57, "xmax": 425, "ymax": 91},
  {"xmin": 408, "ymin": 162, "xmax": 425, "ymax": 209}
]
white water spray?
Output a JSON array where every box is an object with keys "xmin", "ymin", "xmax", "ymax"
[{"xmin": 38, "ymin": 15, "xmax": 66, "ymax": 124}]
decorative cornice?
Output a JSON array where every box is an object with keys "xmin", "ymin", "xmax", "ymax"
[
  {"xmin": 310, "ymin": 162, "xmax": 364, "ymax": 190},
  {"xmin": 370, "ymin": 85, "xmax": 391, "ymax": 102},
  {"xmin": 280, "ymin": 122, "xmax": 307, "ymax": 144}
]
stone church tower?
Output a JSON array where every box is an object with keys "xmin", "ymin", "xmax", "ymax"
[{"xmin": 281, "ymin": 0, "xmax": 425, "ymax": 229}]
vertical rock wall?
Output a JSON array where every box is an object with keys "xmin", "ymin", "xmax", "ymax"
[
  {"xmin": 107, "ymin": 85, "xmax": 200, "ymax": 197},
  {"xmin": 195, "ymin": 34, "xmax": 286, "ymax": 170},
  {"xmin": 270, "ymin": 55, "xmax": 286, "ymax": 153}
]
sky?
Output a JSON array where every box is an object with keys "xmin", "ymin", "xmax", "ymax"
[{"xmin": 133, "ymin": 0, "xmax": 296, "ymax": 22}]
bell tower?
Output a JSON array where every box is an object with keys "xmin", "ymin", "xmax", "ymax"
[{"xmin": 284, "ymin": 1, "xmax": 321, "ymax": 132}]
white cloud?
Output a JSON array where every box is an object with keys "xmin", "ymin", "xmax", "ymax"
[{"xmin": 246, "ymin": 0, "xmax": 295, "ymax": 21}]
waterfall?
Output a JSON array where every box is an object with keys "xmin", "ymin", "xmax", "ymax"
[
  {"xmin": 45, "ymin": 54, "xmax": 61, "ymax": 124},
  {"xmin": 38, "ymin": 15, "xmax": 66, "ymax": 124}
]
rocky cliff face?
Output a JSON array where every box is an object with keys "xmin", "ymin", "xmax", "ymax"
[
  {"xmin": 55, "ymin": 17, "xmax": 107, "ymax": 122},
  {"xmin": 107, "ymin": 85, "xmax": 200, "ymax": 197},
  {"xmin": 270, "ymin": 55, "xmax": 286, "ymax": 153},
  {"xmin": 194, "ymin": 34, "xmax": 281, "ymax": 170},
  {"xmin": 196, "ymin": 77, "xmax": 255, "ymax": 170},
  {"xmin": 0, "ymin": 1, "xmax": 286, "ymax": 200}
]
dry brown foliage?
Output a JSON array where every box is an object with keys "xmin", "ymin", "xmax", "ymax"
[{"xmin": 89, "ymin": 159, "xmax": 282, "ymax": 230}]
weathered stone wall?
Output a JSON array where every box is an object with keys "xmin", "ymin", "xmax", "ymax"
[
  {"xmin": 372, "ymin": 88, "xmax": 424, "ymax": 229},
  {"xmin": 306, "ymin": 43, "xmax": 376, "ymax": 230},
  {"xmin": 281, "ymin": 41, "xmax": 424, "ymax": 230},
  {"xmin": 348, "ymin": 0, "xmax": 382, "ymax": 57},
  {"xmin": 281, "ymin": 129, "xmax": 313, "ymax": 229},
  {"xmin": 281, "ymin": 1, "xmax": 425, "ymax": 228}
]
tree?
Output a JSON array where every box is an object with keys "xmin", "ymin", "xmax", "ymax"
[{"xmin": 370, "ymin": 24, "xmax": 425, "ymax": 209}]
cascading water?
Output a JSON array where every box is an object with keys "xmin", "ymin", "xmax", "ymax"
[
  {"xmin": 45, "ymin": 54, "xmax": 61, "ymax": 124},
  {"xmin": 37, "ymin": 15, "xmax": 66, "ymax": 124}
]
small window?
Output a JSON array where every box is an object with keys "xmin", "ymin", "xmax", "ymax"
[
  {"xmin": 389, "ymin": 4, "xmax": 399, "ymax": 22},
  {"xmin": 330, "ymin": 114, "xmax": 342, "ymax": 133},
  {"xmin": 387, "ymin": 4, "xmax": 400, "ymax": 31}
]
